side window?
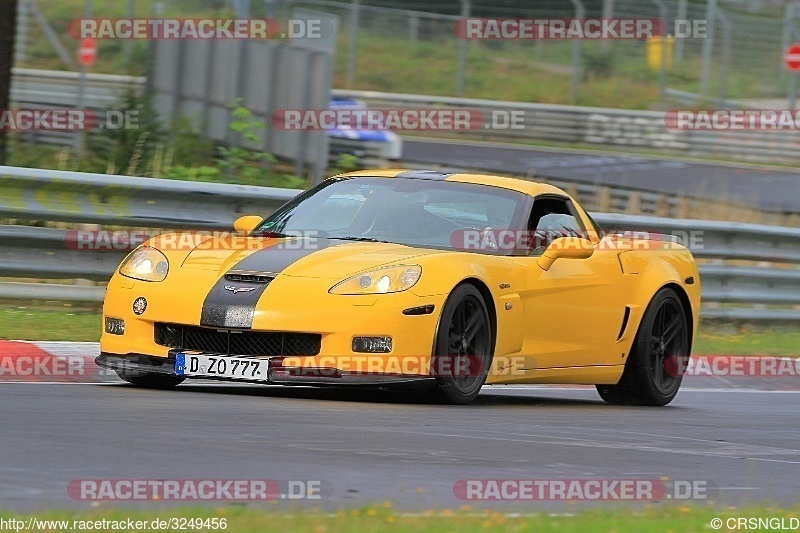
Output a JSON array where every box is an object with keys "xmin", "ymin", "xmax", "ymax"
[{"xmin": 527, "ymin": 196, "xmax": 585, "ymax": 255}]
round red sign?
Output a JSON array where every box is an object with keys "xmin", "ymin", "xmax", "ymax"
[
  {"xmin": 785, "ymin": 44, "xmax": 800, "ymax": 71},
  {"xmin": 78, "ymin": 37, "xmax": 97, "ymax": 67}
]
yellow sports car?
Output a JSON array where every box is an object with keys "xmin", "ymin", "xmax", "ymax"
[{"xmin": 97, "ymin": 169, "xmax": 700, "ymax": 405}]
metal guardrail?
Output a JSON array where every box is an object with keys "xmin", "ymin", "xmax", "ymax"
[
  {"xmin": 0, "ymin": 166, "xmax": 298, "ymax": 228},
  {"xmin": 9, "ymin": 68, "xmax": 146, "ymax": 147},
  {"xmin": 9, "ymin": 69, "xmax": 800, "ymax": 163},
  {"xmin": 1, "ymin": 166, "xmax": 798, "ymax": 321},
  {"xmin": 0, "ymin": 225, "xmax": 123, "ymax": 280},
  {"xmin": 10, "ymin": 67, "xmax": 145, "ymax": 106},
  {"xmin": 0, "ymin": 282, "xmax": 105, "ymax": 303},
  {"xmin": 11, "ymin": 69, "xmax": 790, "ymax": 226},
  {"xmin": 331, "ymin": 89, "xmax": 800, "ymax": 162},
  {"xmin": 594, "ymin": 212, "xmax": 800, "ymax": 321},
  {"xmin": 663, "ymin": 88, "xmax": 745, "ymax": 109},
  {"xmin": 10, "ymin": 68, "xmax": 389, "ymax": 170}
]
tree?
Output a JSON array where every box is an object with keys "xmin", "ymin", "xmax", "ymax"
[{"xmin": 0, "ymin": 0, "xmax": 19, "ymax": 165}]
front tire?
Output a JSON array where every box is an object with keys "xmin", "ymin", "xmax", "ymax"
[
  {"xmin": 115, "ymin": 370, "xmax": 185, "ymax": 389},
  {"xmin": 597, "ymin": 287, "xmax": 690, "ymax": 406},
  {"xmin": 431, "ymin": 284, "xmax": 493, "ymax": 405}
]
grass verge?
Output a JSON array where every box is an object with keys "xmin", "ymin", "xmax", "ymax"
[
  {"xmin": 0, "ymin": 304, "xmax": 797, "ymax": 357},
  {"xmin": 1, "ymin": 505, "xmax": 798, "ymax": 533},
  {"xmin": 692, "ymin": 326, "xmax": 800, "ymax": 357},
  {"xmin": 0, "ymin": 304, "xmax": 101, "ymax": 342}
]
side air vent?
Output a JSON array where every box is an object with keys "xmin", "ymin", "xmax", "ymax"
[{"xmin": 616, "ymin": 306, "xmax": 631, "ymax": 341}]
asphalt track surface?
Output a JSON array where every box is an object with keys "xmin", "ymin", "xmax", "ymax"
[
  {"xmin": 1, "ymin": 362, "xmax": 799, "ymax": 511},
  {"xmin": 403, "ymin": 138, "xmax": 800, "ymax": 213}
]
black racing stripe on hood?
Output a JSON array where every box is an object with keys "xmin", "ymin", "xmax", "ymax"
[
  {"xmin": 199, "ymin": 238, "xmax": 336, "ymax": 329},
  {"xmin": 228, "ymin": 239, "xmax": 335, "ymax": 274},
  {"xmin": 199, "ymin": 282, "xmax": 269, "ymax": 329}
]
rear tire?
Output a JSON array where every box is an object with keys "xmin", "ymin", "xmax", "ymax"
[
  {"xmin": 430, "ymin": 284, "xmax": 493, "ymax": 405},
  {"xmin": 115, "ymin": 370, "xmax": 185, "ymax": 389},
  {"xmin": 596, "ymin": 287, "xmax": 690, "ymax": 406}
]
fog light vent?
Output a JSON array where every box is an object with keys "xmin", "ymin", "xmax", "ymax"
[
  {"xmin": 352, "ymin": 336, "xmax": 392, "ymax": 353},
  {"xmin": 105, "ymin": 317, "xmax": 125, "ymax": 335}
]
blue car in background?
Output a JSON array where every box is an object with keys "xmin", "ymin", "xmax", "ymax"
[{"xmin": 326, "ymin": 97, "xmax": 403, "ymax": 165}]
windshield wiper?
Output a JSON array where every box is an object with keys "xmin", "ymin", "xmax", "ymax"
[
  {"xmin": 249, "ymin": 229, "xmax": 291, "ymax": 238},
  {"xmin": 328, "ymin": 236, "xmax": 390, "ymax": 243}
]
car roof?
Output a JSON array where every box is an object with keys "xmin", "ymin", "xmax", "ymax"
[{"xmin": 333, "ymin": 169, "xmax": 569, "ymax": 198}]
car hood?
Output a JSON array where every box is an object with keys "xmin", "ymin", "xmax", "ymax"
[{"xmin": 179, "ymin": 236, "xmax": 439, "ymax": 280}]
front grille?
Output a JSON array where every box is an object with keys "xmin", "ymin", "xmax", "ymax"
[{"xmin": 154, "ymin": 323, "xmax": 321, "ymax": 356}]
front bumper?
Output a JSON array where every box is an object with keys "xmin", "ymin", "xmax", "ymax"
[
  {"xmin": 100, "ymin": 271, "xmax": 446, "ymax": 376},
  {"xmin": 97, "ymin": 353, "xmax": 178, "ymax": 376},
  {"xmin": 96, "ymin": 352, "xmax": 436, "ymax": 388}
]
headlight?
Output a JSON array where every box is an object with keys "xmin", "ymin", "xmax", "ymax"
[
  {"xmin": 329, "ymin": 265, "xmax": 421, "ymax": 295},
  {"xmin": 119, "ymin": 246, "xmax": 169, "ymax": 282}
]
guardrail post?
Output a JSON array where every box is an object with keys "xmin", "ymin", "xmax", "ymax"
[
  {"xmin": 781, "ymin": 3, "xmax": 795, "ymax": 83},
  {"xmin": 409, "ymin": 14, "xmax": 419, "ymax": 45},
  {"xmin": 601, "ymin": 0, "xmax": 614, "ymax": 53},
  {"xmin": 699, "ymin": 0, "xmax": 717, "ymax": 96},
  {"xmin": 72, "ymin": 0, "xmax": 93, "ymax": 160},
  {"xmin": 123, "ymin": 0, "xmax": 135, "ymax": 68},
  {"xmin": 568, "ymin": 0, "xmax": 585, "ymax": 104},
  {"xmin": 346, "ymin": 0, "xmax": 360, "ymax": 88},
  {"xmin": 717, "ymin": 12, "xmax": 732, "ymax": 106},
  {"xmin": 651, "ymin": 0, "xmax": 669, "ymax": 103},
  {"xmin": 675, "ymin": 0, "xmax": 688, "ymax": 62},
  {"xmin": 455, "ymin": 0, "xmax": 470, "ymax": 96},
  {"xmin": 14, "ymin": 0, "xmax": 29, "ymax": 65}
]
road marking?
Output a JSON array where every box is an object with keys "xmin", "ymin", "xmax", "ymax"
[
  {"xmin": 745, "ymin": 458, "xmax": 800, "ymax": 465},
  {"xmin": 455, "ymin": 421, "xmax": 800, "ymax": 458},
  {"xmin": 371, "ymin": 427, "xmax": 800, "ymax": 464}
]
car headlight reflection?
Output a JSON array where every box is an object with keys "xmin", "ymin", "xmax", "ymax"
[
  {"xmin": 330, "ymin": 265, "xmax": 421, "ymax": 295},
  {"xmin": 119, "ymin": 246, "xmax": 169, "ymax": 282}
]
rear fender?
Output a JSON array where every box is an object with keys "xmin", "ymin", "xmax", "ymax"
[{"xmin": 617, "ymin": 245, "xmax": 700, "ymax": 357}]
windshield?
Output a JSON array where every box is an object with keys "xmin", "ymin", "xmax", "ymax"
[{"xmin": 254, "ymin": 177, "xmax": 530, "ymax": 255}]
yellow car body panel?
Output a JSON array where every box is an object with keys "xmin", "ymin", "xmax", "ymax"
[{"xmin": 100, "ymin": 170, "xmax": 700, "ymax": 387}]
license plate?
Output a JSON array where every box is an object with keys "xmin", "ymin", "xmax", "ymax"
[{"xmin": 175, "ymin": 353, "xmax": 268, "ymax": 382}]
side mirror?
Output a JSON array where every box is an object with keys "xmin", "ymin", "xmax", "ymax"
[
  {"xmin": 537, "ymin": 237, "xmax": 594, "ymax": 271},
  {"xmin": 234, "ymin": 215, "xmax": 263, "ymax": 234}
]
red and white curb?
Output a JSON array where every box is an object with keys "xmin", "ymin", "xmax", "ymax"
[{"xmin": 0, "ymin": 340, "xmax": 119, "ymax": 383}]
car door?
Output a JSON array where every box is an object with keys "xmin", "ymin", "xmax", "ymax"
[{"xmin": 517, "ymin": 195, "xmax": 628, "ymax": 370}]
